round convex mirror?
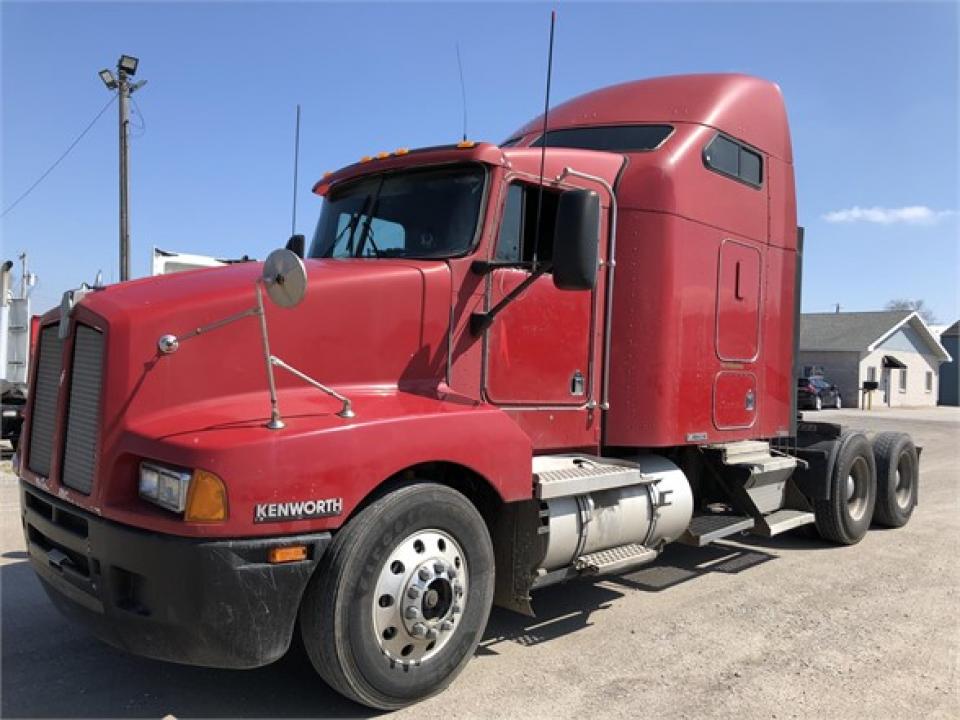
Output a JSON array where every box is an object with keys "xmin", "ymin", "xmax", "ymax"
[{"xmin": 262, "ymin": 248, "xmax": 308, "ymax": 308}]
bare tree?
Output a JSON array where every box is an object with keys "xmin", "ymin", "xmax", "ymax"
[{"xmin": 885, "ymin": 298, "xmax": 937, "ymax": 324}]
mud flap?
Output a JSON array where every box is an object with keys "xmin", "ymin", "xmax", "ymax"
[{"xmin": 491, "ymin": 500, "xmax": 545, "ymax": 617}]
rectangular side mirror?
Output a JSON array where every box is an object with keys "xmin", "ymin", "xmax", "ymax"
[
  {"xmin": 286, "ymin": 234, "xmax": 306, "ymax": 258},
  {"xmin": 552, "ymin": 189, "xmax": 600, "ymax": 291}
]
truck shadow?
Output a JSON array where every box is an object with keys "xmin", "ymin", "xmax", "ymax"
[
  {"xmin": 2, "ymin": 540, "xmax": 779, "ymax": 718},
  {"xmin": 479, "ymin": 540, "xmax": 775, "ymax": 654}
]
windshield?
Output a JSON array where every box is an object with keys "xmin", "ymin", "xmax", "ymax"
[{"xmin": 309, "ymin": 165, "xmax": 486, "ymax": 259}]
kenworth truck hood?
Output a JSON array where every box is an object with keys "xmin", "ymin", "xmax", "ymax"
[{"xmin": 78, "ymin": 258, "xmax": 454, "ymax": 431}]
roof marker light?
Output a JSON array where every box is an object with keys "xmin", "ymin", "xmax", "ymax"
[
  {"xmin": 376, "ymin": 151, "xmax": 390, "ymax": 159},
  {"xmin": 457, "ymin": 140, "xmax": 476, "ymax": 148},
  {"xmin": 395, "ymin": 148, "xmax": 410, "ymax": 155},
  {"xmin": 360, "ymin": 156, "xmax": 373, "ymax": 163}
]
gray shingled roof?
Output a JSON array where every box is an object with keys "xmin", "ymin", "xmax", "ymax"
[{"xmin": 799, "ymin": 311, "xmax": 912, "ymax": 351}]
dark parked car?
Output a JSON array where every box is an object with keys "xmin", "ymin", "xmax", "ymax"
[
  {"xmin": 797, "ymin": 376, "xmax": 842, "ymax": 411},
  {"xmin": 1, "ymin": 399, "xmax": 24, "ymax": 451}
]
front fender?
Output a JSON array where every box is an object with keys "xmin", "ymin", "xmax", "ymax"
[{"xmin": 103, "ymin": 388, "xmax": 533, "ymax": 537}]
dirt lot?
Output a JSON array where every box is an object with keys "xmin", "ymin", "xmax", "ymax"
[{"xmin": 2, "ymin": 407, "xmax": 958, "ymax": 718}]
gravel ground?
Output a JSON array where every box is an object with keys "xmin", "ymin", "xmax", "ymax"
[{"xmin": 1, "ymin": 407, "xmax": 957, "ymax": 719}]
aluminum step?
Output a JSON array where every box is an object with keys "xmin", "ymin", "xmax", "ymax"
[
  {"xmin": 533, "ymin": 455, "xmax": 653, "ymax": 499},
  {"xmin": 706, "ymin": 440, "xmax": 798, "ymax": 473},
  {"xmin": 753, "ymin": 509, "xmax": 815, "ymax": 538},
  {"xmin": 575, "ymin": 543, "xmax": 658, "ymax": 575},
  {"xmin": 680, "ymin": 514, "xmax": 755, "ymax": 547}
]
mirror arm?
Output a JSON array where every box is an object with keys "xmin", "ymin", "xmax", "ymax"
[
  {"xmin": 470, "ymin": 259, "xmax": 535, "ymax": 275},
  {"xmin": 157, "ymin": 304, "xmax": 261, "ymax": 354},
  {"xmin": 470, "ymin": 264, "xmax": 551, "ymax": 336}
]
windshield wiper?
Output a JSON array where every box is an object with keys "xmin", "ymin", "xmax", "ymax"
[
  {"xmin": 356, "ymin": 176, "xmax": 386, "ymax": 258},
  {"xmin": 326, "ymin": 205, "xmax": 365, "ymax": 257}
]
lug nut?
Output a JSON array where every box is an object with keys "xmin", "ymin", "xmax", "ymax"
[
  {"xmin": 418, "ymin": 567, "xmax": 431, "ymax": 581},
  {"xmin": 452, "ymin": 604, "xmax": 462, "ymax": 615},
  {"xmin": 405, "ymin": 606, "xmax": 420, "ymax": 620},
  {"xmin": 433, "ymin": 562, "xmax": 446, "ymax": 574},
  {"xmin": 411, "ymin": 623, "xmax": 427, "ymax": 637},
  {"xmin": 407, "ymin": 587, "xmax": 421, "ymax": 600},
  {"xmin": 426, "ymin": 628, "xmax": 438, "ymax": 641},
  {"xmin": 440, "ymin": 621, "xmax": 454, "ymax": 633},
  {"xmin": 454, "ymin": 584, "xmax": 464, "ymax": 597},
  {"xmin": 447, "ymin": 567, "xmax": 458, "ymax": 579}
]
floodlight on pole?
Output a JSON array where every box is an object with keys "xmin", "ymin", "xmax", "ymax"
[
  {"xmin": 99, "ymin": 69, "xmax": 118, "ymax": 89},
  {"xmin": 118, "ymin": 55, "xmax": 139, "ymax": 76}
]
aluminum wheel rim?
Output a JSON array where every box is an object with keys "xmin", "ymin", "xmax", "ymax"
[
  {"xmin": 845, "ymin": 456, "xmax": 870, "ymax": 521},
  {"xmin": 894, "ymin": 454, "xmax": 913, "ymax": 509},
  {"xmin": 372, "ymin": 529, "xmax": 467, "ymax": 666}
]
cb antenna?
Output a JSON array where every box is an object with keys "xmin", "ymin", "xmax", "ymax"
[
  {"xmin": 532, "ymin": 9, "xmax": 556, "ymax": 270},
  {"xmin": 455, "ymin": 43, "xmax": 468, "ymax": 142},
  {"xmin": 290, "ymin": 104, "xmax": 301, "ymax": 236}
]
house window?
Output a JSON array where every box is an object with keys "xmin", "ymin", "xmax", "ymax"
[
  {"xmin": 899, "ymin": 368, "xmax": 908, "ymax": 392},
  {"xmin": 867, "ymin": 366, "xmax": 877, "ymax": 383},
  {"xmin": 703, "ymin": 133, "xmax": 764, "ymax": 187},
  {"xmin": 926, "ymin": 371, "xmax": 933, "ymax": 393}
]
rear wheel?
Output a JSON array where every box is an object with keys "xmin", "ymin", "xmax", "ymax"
[
  {"xmin": 813, "ymin": 432, "xmax": 876, "ymax": 544},
  {"xmin": 872, "ymin": 432, "xmax": 918, "ymax": 528},
  {"xmin": 299, "ymin": 483, "xmax": 494, "ymax": 710}
]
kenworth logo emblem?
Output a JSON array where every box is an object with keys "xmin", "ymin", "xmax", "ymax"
[{"xmin": 254, "ymin": 498, "xmax": 344, "ymax": 523}]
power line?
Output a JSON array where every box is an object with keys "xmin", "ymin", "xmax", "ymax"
[
  {"xmin": 129, "ymin": 95, "xmax": 146, "ymax": 137},
  {"xmin": 1, "ymin": 94, "xmax": 118, "ymax": 219}
]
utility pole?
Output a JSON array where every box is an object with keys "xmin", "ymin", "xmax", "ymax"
[{"xmin": 99, "ymin": 56, "xmax": 146, "ymax": 282}]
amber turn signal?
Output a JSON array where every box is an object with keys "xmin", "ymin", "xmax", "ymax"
[
  {"xmin": 184, "ymin": 469, "xmax": 229, "ymax": 522},
  {"xmin": 268, "ymin": 545, "xmax": 308, "ymax": 564}
]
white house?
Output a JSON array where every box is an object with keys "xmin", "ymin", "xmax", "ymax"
[{"xmin": 798, "ymin": 311, "xmax": 952, "ymax": 408}]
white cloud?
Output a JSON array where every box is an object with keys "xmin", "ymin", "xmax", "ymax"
[{"xmin": 822, "ymin": 205, "xmax": 956, "ymax": 225}]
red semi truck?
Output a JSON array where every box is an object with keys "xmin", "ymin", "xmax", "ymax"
[{"xmin": 16, "ymin": 74, "xmax": 920, "ymax": 709}]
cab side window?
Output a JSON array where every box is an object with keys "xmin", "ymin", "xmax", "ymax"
[
  {"xmin": 494, "ymin": 183, "xmax": 561, "ymax": 265},
  {"xmin": 704, "ymin": 133, "xmax": 763, "ymax": 187}
]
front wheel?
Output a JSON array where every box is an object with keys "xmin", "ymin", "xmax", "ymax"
[{"xmin": 299, "ymin": 483, "xmax": 494, "ymax": 710}]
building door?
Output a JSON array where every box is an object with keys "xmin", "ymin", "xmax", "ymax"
[{"xmin": 881, "ymin": 367, "xmax": 891, "ymax": 406}]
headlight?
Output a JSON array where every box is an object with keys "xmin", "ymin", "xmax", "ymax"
[{"xmin": 139, "ymin": 461, "xmax": 191, "ymax": 513}]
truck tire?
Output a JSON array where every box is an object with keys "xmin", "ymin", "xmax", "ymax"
[
  {"xmin": 299, "ymin": 483, "xmax": 494, "ymax": 710},
  {"xmin": 812, "ymin": 432, "xmax": 876, "ymax": 545},
  {"xmin": 871, "ymin": 432, "xmax": 918, "ymax": 528}
]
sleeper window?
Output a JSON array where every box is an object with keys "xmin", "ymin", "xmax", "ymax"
[{"xmin": 704, "ymin": 133, "xmax": 764, "ymax": 187}]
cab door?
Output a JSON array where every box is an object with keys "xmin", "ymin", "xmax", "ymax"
[{"xmin": 482, "ymin": 183, "xmax": 595, "ymax": 406}]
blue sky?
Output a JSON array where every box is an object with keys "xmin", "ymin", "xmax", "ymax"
[{"xmin": 2, "ymin": 1, "xmax": 958, "ymax": 321}]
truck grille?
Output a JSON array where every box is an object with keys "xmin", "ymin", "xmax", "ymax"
[
  {"xmin": 61, "ymin": 326, "xmax": 105, "ymax": 494},
  {"xmin": 27, "ymin": 325, "xmax": 63, "ymax": 478}
]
